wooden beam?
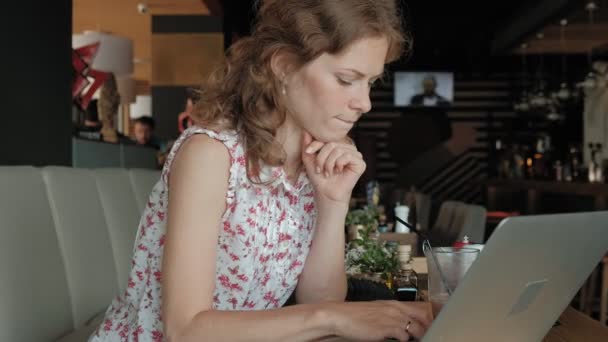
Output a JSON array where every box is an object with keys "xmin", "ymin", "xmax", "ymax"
[{"xmin": 147, "ymin": 0, "xmax": 210, "ymax": 15}]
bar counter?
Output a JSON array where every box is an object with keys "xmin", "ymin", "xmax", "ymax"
[{"xmin": 485, "ymin": 179, "xmax": 608, "ymax": 214}]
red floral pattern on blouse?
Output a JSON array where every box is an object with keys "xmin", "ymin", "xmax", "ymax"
[{"xmin": 89, "ymin": 126, "xmax": 316, "ymax": 341}]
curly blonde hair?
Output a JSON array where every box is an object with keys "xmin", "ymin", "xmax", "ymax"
[{"xmin": 191, "ymin": 0, "xmax": 410, "ymax": 180}]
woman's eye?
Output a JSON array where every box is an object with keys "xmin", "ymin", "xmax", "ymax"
[{"xmin": 337, "ymin": 78, "xmax": 352, "ymax": 86}]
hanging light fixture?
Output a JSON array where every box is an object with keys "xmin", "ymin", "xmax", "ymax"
[
  {"xmin": 529, "ymin": 32, "xmax": 550, "ymax": 109},
  {"xmin": 557, "ymin": 19, "xmax": 572, "ymax": 101},
  {"xmin": 546, "ymin": 105, "xmax": 564, "ymax": 121},
  {"xmin": 514, "ymin": 43, "xmax": 531, "ymax": 112},
  {"xmin": 579, "ymin": 1, "xmax": 599, "ymax": 91},
  {"xmin": 72, "ymin": 31, "xmax": 134, "ymax": 76}
]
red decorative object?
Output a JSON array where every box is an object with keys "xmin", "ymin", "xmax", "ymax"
[{"xmin": 72, "ymin": 42, "xmax": 109, "ymax": 110}]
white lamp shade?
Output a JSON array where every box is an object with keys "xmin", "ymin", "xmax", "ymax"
[
  {"xmin": 116, "ymin": 75, "xmax": 136, "ymax": 104},
  {"xmin": 72, "ymin": 31, "xmax": 134, "ymax": 75},
  {"xmin": 130, "ymin": 95, "xmax": 152, "ymax": 119}
]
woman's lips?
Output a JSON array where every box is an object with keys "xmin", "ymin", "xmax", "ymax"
[{"xmin": 336, "ymin": 118, "xmax": 356, "ymax": 125}]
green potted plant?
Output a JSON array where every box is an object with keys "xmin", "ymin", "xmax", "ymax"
[
  {"xmin": 345, "ymin": 206, "xmax": 379, "ymax": 241},
  {"xmin": 345, "ymin": 223, "xmax": 400, "ymax": 284}
]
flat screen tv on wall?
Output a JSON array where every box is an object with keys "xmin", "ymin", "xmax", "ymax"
[{"xmin": 394, "ymin": 71, "xmax": 454, "ymax": 108}]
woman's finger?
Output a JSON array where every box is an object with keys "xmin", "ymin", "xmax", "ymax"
[
  {"xmin": 324, "ymin": 148, "xmax": 346, "ymax": 176},
  {"xmin": 337, "ymin": 141, "xmax": 358, "ymax": 152},
  {"xmin": 385, "ymin": 301, "xmax": 429, "ymax": 328},
  {"xmin": 395, "ymin": 302, "xmax": 433, "ymax": 328},
  {"xmin": 403, "ymin": 318, "xmax": 425, "ymax": 339},
  {"xmin": 381, "ymin": 309, "xmax": 425, "ymax": 341},
  {"xmin": 315, "ymin": 142, "xmax": 338, "ymax": 175},
  {"xmin": 335, "ymin": 154, "xmax": 347, "ymax": 173},
  {"xmin": 304, "ymin": 140, "xmax": 325, "ymax": 155},
  {"xmin": 387, "ymin": 324, "xmax": 410, "ymax": 342},
  {"xmin": 377, "ymin": 315, "xmax": 410, "ymax": 342},
  {"xmin": 334, "ymin": 152, "xmax": 365, "ymax": 175},
  {"xmin": 410, "ymin": 303, "xmax": 433, "ymax": 328}
]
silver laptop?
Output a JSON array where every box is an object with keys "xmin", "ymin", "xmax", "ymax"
[{"xmin": 422, "ymin": 211, "xmax": 608, "ymax": 342}]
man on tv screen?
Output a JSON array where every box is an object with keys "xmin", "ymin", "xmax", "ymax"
[{"xmin": 410, "ymin": 75, "xmax": 450, "ymax": 107}]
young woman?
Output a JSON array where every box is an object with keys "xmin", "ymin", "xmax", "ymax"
[{"xmin": 90, "ymin": 1, "xmax": 431, "ymax": 341}]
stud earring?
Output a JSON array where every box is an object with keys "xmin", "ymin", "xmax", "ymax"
[{"xmin": 281, "ymin": 73, "xmax": 287, "ymax": 95}]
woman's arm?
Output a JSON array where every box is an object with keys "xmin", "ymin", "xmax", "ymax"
[
  {"xmin": 295, "ymin": 133, "xmax": 366, "ymax": 304},
  {"xmin": 179, "ymin": 300, "xmax": 432, "ymax": 342},
  {"xmin": 295, "ymin": 200, "xmax": 348, "ymax": 304},
  {"xmin": 161, "ymin": 135, "xmax": 334, "ymax": 341},
  {"xmin": 178, "ymin": 304, "xmax": 333, "ymax": 342},
  {"xmin": 161, "ymin": 134, "xmax": 432, "ymax": 342}
]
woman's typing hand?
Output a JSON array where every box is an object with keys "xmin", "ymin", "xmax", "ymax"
[{"xmin": 322, "ymin": 301, "xmax": 433, "ymax": 342}]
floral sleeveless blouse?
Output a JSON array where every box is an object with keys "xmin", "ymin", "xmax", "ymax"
[{"xmin": 90, "ymin": 126, "xmax": 317, "ymax": 341}]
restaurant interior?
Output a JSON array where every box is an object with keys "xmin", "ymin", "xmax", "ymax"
[{"xmin": 2, "ymin": 0, "xmax": 608, "ymax": 340}]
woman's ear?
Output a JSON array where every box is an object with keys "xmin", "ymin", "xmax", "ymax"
[{"xmin": 270, "ymin": 49, "xmax": 296, "ymax": 82}]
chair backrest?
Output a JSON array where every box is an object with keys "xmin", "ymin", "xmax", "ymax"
[
  {"xmin": 431, "ymin": 200, "xmax": 487, "ymax": 245},
  {"xmin": 428, "ymin": 200, "xmax": 462, "ymax": 246},
  {"xmin": 0, "ymin": 166, "xmax": 160, "ymax": 341},
  {"xmin": 121, "ymin": 144, "xmax": 158, "ymax": 170},
  {"xmin": 96, "ymin": 167, "xmax": 159, "ymax": 288},
  {"xmin": 448, "ymin": 201, "xmax": 469, "ymax": 239},
  {"xmin": 72, "ymin": 137, "xmax": 158, "ymax": 170},
  {"xmin": 129, "ymin": 168, "xmax": 162, "ymax": 212},
  {"xmin": 72, "ymin": 138, "xmax": 121, "ymax": 168},
  {"xmin": 94, "ymin": 169, "xmax": 146, "ymax": 290},
  {"xmin": 0, "ymin": 166, "xmax": 73, "ymax": 342},
  {"xmin": 432, "ymin": 200, "xmax": 461, "ymax": 233},
  {"xmin": 415, "ymin": 192, "xmax": 432, "ymax": 232},
  {"xmin": 456, "ymin": 204, "xmax": 487, "ymax": 243},
  {"xmin": 43, "ymin": 167, "xmax": 120, "ymax": 329}
]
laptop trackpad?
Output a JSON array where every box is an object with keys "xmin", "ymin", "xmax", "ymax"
[{"xmin": 508, "ymin": 279, "xmax": 548, "ymax": 316}]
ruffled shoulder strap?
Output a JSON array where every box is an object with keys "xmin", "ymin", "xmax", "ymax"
[{"xmin": 161, "ymin": 126, "xmax": 243, "ymax": 206}]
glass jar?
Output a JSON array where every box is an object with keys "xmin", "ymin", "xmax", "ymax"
[{"xmin": 393, "ymin": 263, "xmax": 418, "ymax": 301}]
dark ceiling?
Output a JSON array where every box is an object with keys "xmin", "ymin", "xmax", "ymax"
[
  {"xmin": 397, "ymin": 0, "xmax": 530, "ymax": 69},
  {"xmin": 512, "ymin": 0, "xmax": 608, "ymax": 55},
  {"xmin": 220, "ymin": 0, "xmax": 606, "ymax": 72}
]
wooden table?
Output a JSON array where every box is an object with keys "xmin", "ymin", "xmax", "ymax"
[{"xmin": 544, "ymin": 306, "xmax": 608, "ymax": 341}]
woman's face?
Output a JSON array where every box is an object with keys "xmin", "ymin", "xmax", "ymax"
[{"xmin": 283, "ymin": 36, "xmax": 389, "ymax": 142}]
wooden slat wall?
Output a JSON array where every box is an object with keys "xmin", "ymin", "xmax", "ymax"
[
  {"xmin": 73, "ymin": 0, "xmax": 211, "ymax": 84},
  {"xmin": 150, "ymin": 15, "xmax": 224, "ymax": 140},
  {"xmin": 354, "ymin": 74, "xmax": 518, "ymax": 204},
  {"xmin": 151, "ymin": 33, "xmax": 224, "ymax": 86}
]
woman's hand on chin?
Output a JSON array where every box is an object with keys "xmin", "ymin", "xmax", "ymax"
[{"xmin": 301, "ymin": 131, "xmax": 365, "ymax": 206}]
